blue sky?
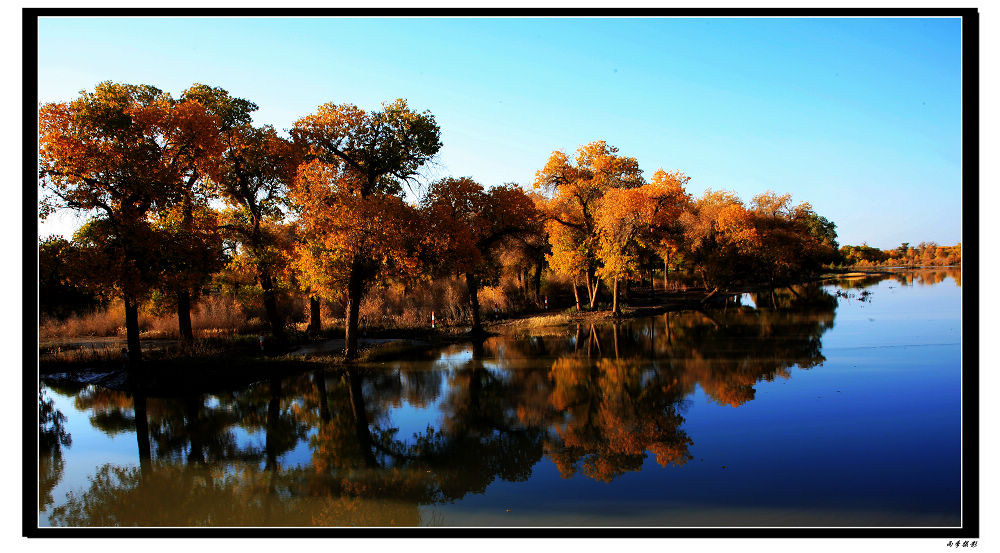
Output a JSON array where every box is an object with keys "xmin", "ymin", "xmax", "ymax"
[{"xmin": 36, "ymin": 16, "xmax": 963, "ymax": 249}]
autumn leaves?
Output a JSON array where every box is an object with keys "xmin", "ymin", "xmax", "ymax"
[
  {"xmin": 537, "ymin": 141, "xmax": 839, "ymax": 314},
  {"xmin": 39, "ymin": 81, "xmax": 838, "ymax": 364}
]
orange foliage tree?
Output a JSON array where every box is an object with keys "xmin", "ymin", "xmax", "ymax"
[
  {"xmin": 291, "ymin": 100, "xmax": 441, "ymax": 358},
  {"xmin": 535, "ymin": 141, "xmax": 643, "ymax": 309},
  {"xmin": 289, "ymin": 160, "xmax": 423, "ymax": 335},
  {"xmin": 421, "ymin": 177, "xmax": 540, "ymax": 334},
  {"xmin": 594, "ymin": 169, "xmax": 691, "ymax": 314},
  {"xmin": 679, "ymin": 189, "xmax": 760, "ymax": 289},
  {"xmin": 38, "ymin": 81, "xmax": 219, "ymax": 364}
]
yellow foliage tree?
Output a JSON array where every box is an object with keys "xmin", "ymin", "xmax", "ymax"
[
  {"xmin": 595, "ymin": 170, "xmax": 691, "ymax": 314},
  {"xmin": 534, "ymin": 141, "xmax": 643, "ymax": 308}
]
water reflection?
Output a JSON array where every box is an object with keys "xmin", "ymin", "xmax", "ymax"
[
  {"xmin": 826, "ymin": 267, "xmax": 960, "ymax": 289},
  {"xmin": 42, "ymin": 281, "xmax": 857, "ymax": 526},
  {"xmin": 39, "ymin": 390, "xmax": 71, "ymax": 514}
]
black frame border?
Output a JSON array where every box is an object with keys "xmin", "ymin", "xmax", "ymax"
[{"xmin": 24, "ymin": 6, "xmax": 980, "ymax": 540}]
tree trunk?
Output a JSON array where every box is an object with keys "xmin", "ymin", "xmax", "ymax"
[
  {"xmin": 344, "ymin": 259, "xmax": 364, "ymax": 359},
  {"xmin": 612, "ymin": 277, "xmax": 620, "ymax": 315},
  {"xmin": 664, "ymin": 251, "xmax": 671, "ymax": 290},
  {"xmin": 466, "ymin": 272, "xmax": 483, "ymax": 334},
  {"xmin": 586, "ymin": 265, "xmax": 598, "ymax": 308},
  {"xmin": 308, "ymin": 296, "xmax": 321, "ymax": 334},
  {"xmin": 589, "ymin": 278, "xmax": 601, "ymax": 309},
  {"xmin": 531, "ymin": 262, "xmax": 543, "ymax": 302},
  {"xmin": 649, "ymin": 262, "xmax": 654, "ymax": 296},
  {"xmin": 176, "ymin": 289, "xmax": 194, "ymax": 342},
  {"xmin": 123, "ymin": 293, "xmax": 142, "ymax": 367},
  {"xmin": 572, "ymin": 276, "xmax": 581, "ymax": 310},
  {"xmin": 259, "ymin": 268, "xmax": 285, "ymax": 343},
  {"xmin": 176, "ymin": 187, "xmax": 195, "ymax": 344}
]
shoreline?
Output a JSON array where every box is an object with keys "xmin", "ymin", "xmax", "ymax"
[{"xmin": 37, "ymin": 267, "xmax": 958, "ymax": 391}]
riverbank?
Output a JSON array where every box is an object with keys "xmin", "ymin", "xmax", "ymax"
[
  {"xmin": 36, "ymin": 286, "xmax": 729, "ymax": 389},
  {"xmin": 39, "ymin": 267, "xmax": 954, "ymax": 390}
]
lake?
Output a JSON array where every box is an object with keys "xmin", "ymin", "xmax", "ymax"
[{"xmin": 37, "ymin": 269, "xmax": 963, "ymax": 528}]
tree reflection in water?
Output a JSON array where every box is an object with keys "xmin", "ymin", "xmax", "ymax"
[
  {"xmin": 39, "ymin": 390, "xmax": 71, "ymax": 514},
  {"xmin": 46, "ymin": 282, "xmax": 842, "ymax": 526}
]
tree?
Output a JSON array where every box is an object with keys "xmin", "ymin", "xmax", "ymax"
[
  {"xmin": 421, "ymin": 177, "xmax": 539, "ymax": 334},
  {"xmin": 148, "ymin": 85, "xmax": 241, "ymax": 341},
  {"xmin": 641, "ymin": 170, "xmax": 692, "ymax": 291},
  {"xmin": 535, "ymin": 141, "xmax": 643, "ymax": 309},
  {"xmin": 289, "ymin": 159, "xmax": 423, "ymax": 339},
  {"xmin": 38, "ymin": 81, "xmax": 219, "ymax": 365},
  {"xmin": 291, "ymin": 99, "xmax": 442, "ymax": 359},
  {"xmin": 149, "ymin": 201, "xmax": 225, "ymax": 341},
  {"xmin": 185, "ymin": 84, "xmax": 297, "ymax": 343},
  {"xmin": 747, "ymin": 191, "xmax": 836, "ymax": 285},
  {"xmin": 595, "ymin": 169, "xmax": 690, "ymax": 314},
  {"xmin": 39, "ymin": 236, "xmax": 105, "ymax": 319},
  {"xmin": 679, "ymin": 189, "xmax": 759, "ymax": 289}
]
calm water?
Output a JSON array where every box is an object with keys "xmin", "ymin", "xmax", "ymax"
[{"xmin": 38, "ymin": 269, "xmax": 963, "ymax": 527}]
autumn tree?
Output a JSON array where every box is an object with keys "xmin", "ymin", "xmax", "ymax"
[
  {"xmin": 747, "ymin": 191, "xmax": 838, "ymax": 284},
  {"xmin": 290, "ymin": 99, "xmax": 442, "ymax": 358},
  {"xmin": 535, "ymin": 141, "xmax": 643, "ymax": 309},
  {"xmin": 145, "ymin": 85, "xmax": 244, "ymax": 341},
  {"xmin": 38, "ymin": 81, "xmax": 219, "ymax": 364},
  {"xmin": 149, "ymin": 201, "xmax": 225, "ymax": 341},
  {"xmin": 289, "ymin": 159, "xmax": 422, "ymax": 339},
  {"xmin": 187, "ymin": 85, "xmax": 298, "ymax": 342},
  {"xmin": 839, "ymin": 243, "xmax": 888, "ymax": 266},
  {"xmin": 594, "ymin": 169, "xmax": 691, "ymax": 314},
  {"xmin": 507, "ymin": 191, "xmax": 552, "ymax": 304},
  {"xmin": 421, "ymin": 177, "xmax": 540, "ymax": 334},
  {"xmin": 679, "ymin": 189, "xmax": 760, "ymax": 290},
  {"xmin": 644, "ymin": 170, "xmax": 693, "ymax": 290}
]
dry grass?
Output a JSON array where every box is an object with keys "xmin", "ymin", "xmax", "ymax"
[
  {"xmin": 39, "ymin": 302, "xmax": 128, "ymax": 339},
  {"xmin": 39, "ymin": 276, "xmax": 537, "ymax": 343},
  {"xmin": 358, "ymin": 278, "xmax": 472, "ymax": 329},
  {"xmin": 354, "ymin": 277, "xmax": 537, "ymax": 330},
  {"xmin": 39, "ymin": 295, "xmax": 257, "ymax": 342}
]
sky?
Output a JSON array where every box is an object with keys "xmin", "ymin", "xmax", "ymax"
[{"xmin": 35, "ymin": 15, "xmax": 964, "ymax": 249}]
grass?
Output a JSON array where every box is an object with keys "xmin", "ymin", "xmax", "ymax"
[{"xmin": 39, "ymin": 295, "xmax": 262, "ymax": 343}]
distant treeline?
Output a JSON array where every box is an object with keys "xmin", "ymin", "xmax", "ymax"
[{"xmin": 838, "ymin": 242, "xmax": 961, "ymax": 267}]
